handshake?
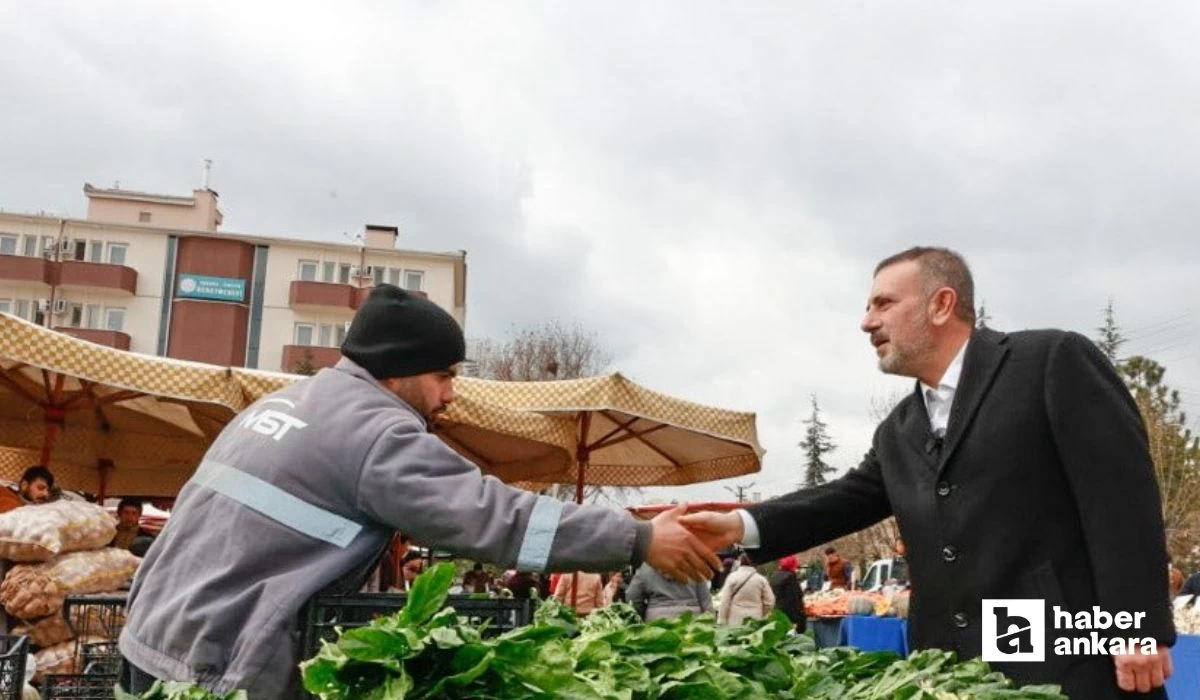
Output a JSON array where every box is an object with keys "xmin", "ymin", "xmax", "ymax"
[{"xmin": 642, "ymin": 505, "xmax": 750, "ymax": 583}]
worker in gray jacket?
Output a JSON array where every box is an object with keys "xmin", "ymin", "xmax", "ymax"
[{"xmin": 119, "ymin": 285, "xmax": 719, "ymax": 697}]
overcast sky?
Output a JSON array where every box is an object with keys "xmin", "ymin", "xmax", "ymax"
[{"xmin": 3, "ymin": 1, "xmax": 1198, "ymax": 502}]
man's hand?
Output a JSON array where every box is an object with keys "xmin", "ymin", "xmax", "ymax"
[
  {"xmin": 1114, "ymin": 647, "xmax": 1172, "ymax": 693},
  {"xmin": 646, "ymin": 505, "xmax": 723, "ymax": 583},
  {"xmin": 678, "ymin": 510, "xmax": 744, "ymax": 553}
]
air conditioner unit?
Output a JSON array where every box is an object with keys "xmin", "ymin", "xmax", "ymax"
[
  {"xmin": 52, "ymin": 298, "xmax": 69, "ymax": 315},
  {"xmin": 349, "ymin": 266, "xmax": 361, "ymax": 278},
  {"xmin": 36, "ymin": 299, "xmax": 51, "ymax": 313},
  {"xmin": 42, "ymin": 242, "xmax": 56, "ymax": 257}
]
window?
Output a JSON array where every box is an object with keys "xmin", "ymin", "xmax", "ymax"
[
  {"xmin": 372, "ymin": 266, "xmax": 385, "ymax": 286},
  {"xmin": 403, "ymin": 270, "xmax": 424, "ymax": 291},
  {"xmin": 15, "ymin": 300, "xmax": 30, "ymax": 321},
  {"xmin": 107, "ymin": 243, "xmax": 128, "ymax": 266},
  {"xmin": 0, "ymin": 300, "xmax": 10, "ymax": 314},
  {"xmin": 88, "ymin": 241, "xmax": 103, "ymax": 263},
  {"xmin": 69, "ymin": 303, "xmax": 84, "ymax": 328},
  {"xmin": 104, "ymin": 308, "xmax": 125, "ymax": 332},
  {"xmin": 322, "ymin": 261, "xmax": 336, "ymax": 283},
  {"xmin": 85, "ymin": 305, "xmax": 101, "ymax": 329},
  {"xmin": 318, "ymin": 324, "xmax": 332, "ymax": 347},
  {"xmin": 138, "ymin": 211, "xmax": 151, "ymax": 223},
  {"xmin": 0, "ymin": 235, "xmax": 16, "ymax": 256},
  {"xmin": 22, "ymin": 235, "xmax": 37, "ymax": 257},
  {"xmin": 298, "ymin": 260, "xmax": 319, "ymax": 282},
  {"xmin": 338, "ymin": 263, "xmax": 352, "ymax": 285},
  {"xmin": 293, "ymin": 323, "xmax": 315, "ymax": 346},
  {"xmin": 335, "ymin": 321, "xmax": 348, "ymax": 346},
  {"xmin": 388, "ymin": 268, "xmax": 401, "ymax": 286},
  {"xmin": 72, "ymin": 240, "xmax": 87, "ymax": 261},
  {"xmin": 41, "ymin": 236, "xmax": 54, "ymax": 257}
]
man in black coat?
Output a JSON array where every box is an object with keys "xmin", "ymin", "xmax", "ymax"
[{"xmin": 682, "ymin": 247, "xmax": 1174, "ymax": 698}]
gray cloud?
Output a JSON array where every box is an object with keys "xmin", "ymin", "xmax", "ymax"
[{"xmin": 2, "ymin": 0, "xmax": 1197, "ymax": 502}]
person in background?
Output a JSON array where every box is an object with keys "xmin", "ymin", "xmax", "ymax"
[
  {"xmin": 770, "ymin": 555, "xmax": 806, "ymax": 633},
  {"xmin": 823, "ymin": 547, "xmax": 852, "ymax": 589},
  {"xmin": 603, "ymin": 571, "xmax": 625, "ymax": 607},
  {"xmin": 711, "ymin": 557, "xmax": 735, "ymax": 593},
  {"xmin": 506, "ymin": 570, "xmax": 538, "ymax": 600},
  {"xmin": 16, "ymin": 466, "xmax": 56, "ymax": 505},
  {"xmin": 625, "ymin": 563, "xmax": 711, "ymax": 621},
  {"xmin": 1168, "ymin": 559, "xmax": 1184, "ymax": 599},
  {"xmin": 554, "ymin": 571, "xmax": 606, "ymax": 615},
  {"xmin": 112, "ymin": 498, "xmax": 155, "ymax": 552},
  {"xmin": 717, "ymin": 553, "xmax": 774, "ymax": 627},
  {"xmin": 462, "ymin": 562, "xmax": 490, "ymax": 594}
]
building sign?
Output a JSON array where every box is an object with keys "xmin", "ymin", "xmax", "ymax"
[{"xmin": 177, "ymin": 274, "xmax": 246, "ymax": 303}]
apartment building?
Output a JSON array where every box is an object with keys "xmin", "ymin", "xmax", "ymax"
[{"xmin": 0, "ymin": 183, "xmax": 467, "ymax": 373}]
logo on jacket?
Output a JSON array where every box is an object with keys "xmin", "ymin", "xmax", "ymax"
[
  {"xmin": 240, "ymin": 398, "xmax": 308, "ymax": 441},
  {"xmin": 982, "ymin": 599, "xmax": 1045, "ymax": 662}
]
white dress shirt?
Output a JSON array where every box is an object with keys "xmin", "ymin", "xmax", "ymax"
[{"xmin": 737, "ymin": 339, "xmax": 970, "ymax": 548}]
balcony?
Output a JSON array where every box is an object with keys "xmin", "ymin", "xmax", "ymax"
[
  {"xmin": 58, "ymin": 260, "xmax": 138, "ymax": 295},
  {"xmin": 0, "ymin": 255, "xmax": 137, "ymax": 294},
  {"xmin": 289, "ymin": 280, "xmax": 427, "ymax": 310},
  {"xmin": 55, "ymin": 327, "xmax": 132, "ymax": 351},
  {"xmin": 281, "ymin": 345, "xmax": 343, "ymax": 373},
  {"xmin": 0, "ymin": 254, "xmax": 54, "ymax": 285},
  {"xmin": 289, "ymin": 281, "xmax": 370, "ymax": 310}
]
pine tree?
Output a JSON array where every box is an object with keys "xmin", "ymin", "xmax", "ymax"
[
  {"xmin": 976, "ymin": 302, "xmax": 991, "ymax": 329},
  {"xmin": 800, "ymin": 395, "xmax": 837, "ymax": 488},
  {"xmin": 1095, "ymin": 297, "xmax": 1126, "ymax": 366}
]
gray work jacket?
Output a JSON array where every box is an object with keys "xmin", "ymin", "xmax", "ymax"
[{"xmin": 119, "ymin": 359, "xmax": 647, "ymax": 697}]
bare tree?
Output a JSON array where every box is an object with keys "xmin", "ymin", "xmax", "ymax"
[
  {"xmin": 474, "ymin": 320, "xmax": 633, "ymax": 504},
  {"xmin": 473, "ymin": 320, "xmax": 612, "ymax": 382}
]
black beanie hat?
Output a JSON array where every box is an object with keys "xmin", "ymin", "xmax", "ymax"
[{"xmin": 340, "ymin": 284, "xmax": 466, "ymax": 379}]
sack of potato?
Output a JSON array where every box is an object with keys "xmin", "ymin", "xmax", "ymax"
[
  {"xmin": 1, "ymin": 549, "xmax": 139, "ymax": 618},
  {"xmin": 11, "ymin": 598, "xmax": 120, "ymax": 647},
  {"xmin": 0, "ymin": 501, "xmax": 116, "ymax": 562},
  {"xmin": 32, "ymin": 635, "xmax": 107, "ymax": 682},
  {"xmin": 12, "ymin": 611, "xmax": 74, "ymax": 647},
  {"xmin": 0, "ymin": 565, "xmax": 64, "ymax": 619}
]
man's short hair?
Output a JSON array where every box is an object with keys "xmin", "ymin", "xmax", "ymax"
[
  {"xmin": 824, "ymin": 547, "xmax": 837, "ymax": 555},
  {"xmin": 874, "ymin": 246, "xmax": 976, "ymax": 324},
  {"xmin": 20, "ymin": 466, "xmax": 54, "ymax": 489},
  {"xmin": 117, "ymin": 497, "xmax": 143, "ymax": 513}
]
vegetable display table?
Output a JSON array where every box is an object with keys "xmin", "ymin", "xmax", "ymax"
[
  {"xmin": 1166, "ymin": 633, "xmax": 1200, "ymax": 700},
  {"xmin": 811, "ymin": 616, "xmax": 845, "ymax": 649},
  {"xmin": 838, "ymin": 615, "xmax": 909, "ymax": 656}
]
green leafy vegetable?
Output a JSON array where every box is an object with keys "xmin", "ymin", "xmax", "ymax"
[{"xmin": 301, "ymin": 563, "xmax": 1069, "ymax": 700}]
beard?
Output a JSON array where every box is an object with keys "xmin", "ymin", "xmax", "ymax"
[
  {"xmin": 391, "ymin": 380, "xmax": 444, "ymax": 422},
  {"xmin": 876, "ymin": 311, "xmax": 936, "ymax": 378}
]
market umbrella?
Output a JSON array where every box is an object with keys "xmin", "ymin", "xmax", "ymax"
[
  {"xmin": 0, "ymin": 313, "xmax": 246, "ymax": 497},
  {"xmin": 454, "ymin": 373, "xmax": 764, "ymax": 502}
]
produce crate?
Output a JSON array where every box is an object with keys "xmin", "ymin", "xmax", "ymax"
[
  {"xmin": 0, "ymin": 636, "xmax": 28, "ymax": 700},
  {"xmin": 78, "ymin": 642, "xmax": 121, "ymax": 676},
  {"xmin": 40, "ymin": 673, "xmax": 118, "ymax": 699},
  {"xmin": 298, "ymin": 594, "xmax": 533, "ymax": 660},
  {"xmin": 63, "ymin": 594, "xmax": 127, "ymax": 640}
]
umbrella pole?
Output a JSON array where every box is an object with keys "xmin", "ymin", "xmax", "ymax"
[
  {"xmin": 39, "ymin": 407, "xmax": 67, "ymax": 465},
  {"xmin": 570, "ymin": 413, "xmax": 592, "ymax": 611}
]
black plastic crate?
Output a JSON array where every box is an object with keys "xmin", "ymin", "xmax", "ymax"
[
  {"xmin": 0, "ymin": 636, "xmax": 27, "ymax": 700},
  {"xmin": 298, "ymin": 594, "xmax": 533, "ymax": 660},
  {"xmin": 78, "ymin": 642, "xmax": 121, "ymax": 676},
  {"xmin": 62, "ymin": 594, "xmax": 127, "ymax": 640},
  {"xmin": 40, "ymin": 673, "xmax": 118, "ymax": 700}
]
